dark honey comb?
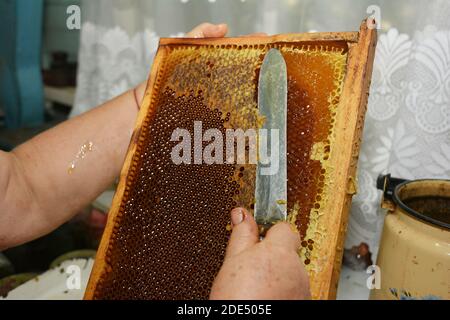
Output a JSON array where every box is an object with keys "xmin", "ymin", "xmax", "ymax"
[
  {"xmin": 98, "ymin": 90, "xmax": 237, "ymax": 299},
  {"xmin": 86, "ymin": 27, "xmax": 377, "ymax": 300}
]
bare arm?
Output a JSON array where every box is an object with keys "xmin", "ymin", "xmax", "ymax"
[
  {"xmin": 0, "ymin": 23, "xmax": 228, "ymax": 250},
  {"xmin": 0, "ymin": 87, "xmax": 143, "ymax": 250}
]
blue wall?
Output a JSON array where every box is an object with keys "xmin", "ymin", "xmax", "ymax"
[{"xmin": 0, "ymin": 0, "xmax": 45, "ymax": 128}]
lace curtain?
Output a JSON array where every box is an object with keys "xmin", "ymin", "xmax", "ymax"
[{"xmin": 73, "ymin": 0, "xmax": 450, "ymax": 258}]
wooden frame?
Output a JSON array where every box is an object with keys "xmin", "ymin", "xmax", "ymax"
[
  {"xmin": 85, "ymin": 20, "xmax": 377, "ymax": 300},
  {"xmin": 312, "ymin": 21, "xmax": 377, "ymax": 299}
]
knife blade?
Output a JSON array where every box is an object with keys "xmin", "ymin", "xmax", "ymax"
[{"xmin": 254, "ymin": 48, "xmax": 288, "ymax": 232}]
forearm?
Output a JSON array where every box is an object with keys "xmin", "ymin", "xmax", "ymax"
[
  {"xmin": 0, "ymin": 83, "xmax": 147, "ymax": 250},
  {"xmin": 0, "ymin": 151, "xmax": 44, "ymax": 249}
]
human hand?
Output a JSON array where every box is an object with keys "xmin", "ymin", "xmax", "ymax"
[
  {"xmin": 186, "ymin": 22, "xmax": 228, "ymax": 38},
  {"xmin": 210, "ymin": 208, "xmax": 311, "ymax": 300},
  {"xmin": 186, "ymin": 23, "xmax": 267, "ymax": 38}
]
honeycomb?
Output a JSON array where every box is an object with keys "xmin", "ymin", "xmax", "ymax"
[{"xmin": 90, "ymin": 40, "xmax": 349, "ymax": 299}]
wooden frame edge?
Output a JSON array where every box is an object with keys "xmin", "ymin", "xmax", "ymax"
[
  {"xmin": 159, "ymin": 31, "xmax": 359, "ymax": 46},
  {"xmin": 318, "ymin": 20, "xmax": 377, "ymax": 300}
]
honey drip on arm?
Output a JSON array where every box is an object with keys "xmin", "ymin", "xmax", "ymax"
[{"xmin": 68, "ymin": 141, "xmax": 94, "ymax": 174}]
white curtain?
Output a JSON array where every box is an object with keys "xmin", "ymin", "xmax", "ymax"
[{"xmin": 73, "ymin": 0, "xmax": 450, "ymax": 258}]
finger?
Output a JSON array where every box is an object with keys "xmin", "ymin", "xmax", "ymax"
[
  {"xmin": 225, "ymin": 208, "xmax": 259, "ymax": 258},
  {"xmin": 202, "ymin": 23, "xmax": 228, "ymax": 38},
  {"xmin": 264, "ymin": 222, "xmax": 301, "ymax": 252},
  {"xmin": 187, "ymin": 23, "xmax": 228, "ymax": 38}
]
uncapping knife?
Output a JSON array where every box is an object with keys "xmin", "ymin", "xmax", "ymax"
[{"xmin": 254, "ymin": 48, "xmax": 288, "ymax": 233}]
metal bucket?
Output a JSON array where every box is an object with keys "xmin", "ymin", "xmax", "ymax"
[{"xmin": 370, "ymin": 174, "xmax": 449, "ymax": 300}]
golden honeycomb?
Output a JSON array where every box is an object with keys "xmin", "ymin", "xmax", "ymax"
[{"xmin": 90, "ymin": 40, "xmax": 350, "ymax": 300}]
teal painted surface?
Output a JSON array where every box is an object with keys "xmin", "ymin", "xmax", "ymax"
[{"xmin": 0, "ymin": 0, "xmax": 45, "ymax": 129}]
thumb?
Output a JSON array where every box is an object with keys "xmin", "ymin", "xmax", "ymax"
[{"xmin": 225, "ymin": 208, "xmax": 259, "ymax": 258}]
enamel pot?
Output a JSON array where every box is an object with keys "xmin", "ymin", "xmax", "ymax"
[{"xmin": 370, "ymin": 174, "xmax": 449, "ymax": 300}]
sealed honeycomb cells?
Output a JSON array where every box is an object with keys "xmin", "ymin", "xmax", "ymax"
[{"xmin": 91, "ymin": 41, "xmax": 349, "ymax": 300}]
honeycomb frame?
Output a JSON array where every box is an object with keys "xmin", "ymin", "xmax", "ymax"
[{"xmin": 85, "ymin": 21, "xmax": 377, "ymax": 300}]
